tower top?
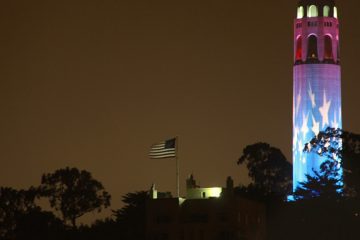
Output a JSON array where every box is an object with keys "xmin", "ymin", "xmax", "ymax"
[
  {"xmin": 296, "ymin": 0, "xmax": 338, "ymax": 18},
  {"xmin": 298, "ymin": 0, "xmax": 335, "ymax": 7}
]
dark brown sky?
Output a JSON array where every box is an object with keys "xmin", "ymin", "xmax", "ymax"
[{"xmin": 1, "ymin": 0, "xmax": 359, "ymax": 222}]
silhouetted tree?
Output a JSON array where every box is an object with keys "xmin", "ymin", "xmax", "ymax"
[
  {"xmin": 234, "ymin": 184, "xmax": 271, "ymax": 201},
  {"xmin": 40, "ymin": 167, "xmax": 111, "ymax": 228},
  {"xmin": 75, "ymin": 218, "xmax": 119, "ymax": 240},
  {"xmin": 293, "ymin": 160, "xmax": 342, "ymax": 200},
  {"xmin": 305, "ymin": 128, "xmax": 360, "ymax": 197},
  {"xmin": 14, "ymin": 209, "xmax": 65, "ymax": 240},
  {"xmin": 237, "ymin": 142, "xmax": 292, "ymax": 198},
  {"xmin": 113, "ymin": 191, "xmax": 148, "ymax": 240},
  {"xmin": 0, "ymin": 187, "xmax": 38, "ymax": 239}
]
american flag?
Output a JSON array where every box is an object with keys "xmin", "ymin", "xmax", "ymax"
[{"xmin": 149, "ymin": 138, "xmax": 176, "ymax": 159}]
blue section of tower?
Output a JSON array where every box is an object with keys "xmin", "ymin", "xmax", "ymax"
[{"xmin": 293, "ymin": 64, "xmax": 342, "ymax": 190}]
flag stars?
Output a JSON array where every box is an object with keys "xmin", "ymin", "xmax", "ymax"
[
  {"xmin": 308, "ymin": 84, "xmax": 316, "ymax": 108},
  {"xmin": 319, "ymin": 91, "xmax": 331, "ymax": 128},
  {"xmin": 306, "ymin": 143, "xmax": 312, "ymax": 152},
  {"xmin": 298, "ymin": 139, "xmax": 304, "ymax": 153},
  {"xmin": 293, "ymin": 126, "xmax": 299, "ymax": 146},
  {"xmin": 311, "ymin": 115, "xmax": 320, "ymax": 136},
  {"xmin": 301, "ymin": 113, "xmax": 309, "ymax": 138},
  {"xmin": 331, "ymin": 110, "xmax": 339, "ymax": 129}
]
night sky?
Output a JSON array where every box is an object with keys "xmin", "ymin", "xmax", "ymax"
[{"xmin": 1, "ymin": 0, "xmax": 360, "ymax": 222}]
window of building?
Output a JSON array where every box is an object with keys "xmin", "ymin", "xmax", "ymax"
[
  {"xmin": 323, "ymin": 5, "xmax": 330, "ymax": 17},
  {"xmin": 307, "ymin": 21, "xmax": 317, "ymax": 27},
  {"xmin": 297, "ymin": 6, "xmax": 304, "ymax": 19},
  {"xmin": 307, "ymin": 35, "xmax": 318, "ymax": 60},
  {"xmin": 334, "ymin": 6, "xmax": 338, "ymax": 18},
  {"xmin": 156, "ymin": 215, "xmax": 172, "ymax": 224},
  {"xmin": 324, "ymin": 35, "xmax": 333, "ymax": 61},
  {"xmin": 217, "ymin": 212, "xmax": 228, "ymax": 222},
  {"xmin": 199, "ymin": 230, "xmax": 204, "ymax": 240},
  {"xmin": 187, "ymin": 213, "xmax": 208, "ymax": 223},
  {"xmin": 308, "ymin": 5, "xmax": 318, "ymax": 17},
  {"xmin": 161, "ymin": 233, "xmax": 169, "ymax": 240},
  {"xmin": 295, "ymin": 36, "xmax": 302, "ymax": 62}
]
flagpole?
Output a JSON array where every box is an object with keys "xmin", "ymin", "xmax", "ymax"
[{"xmin": 175, "ymin": 136, "xmax": 179, "ymax": 198}]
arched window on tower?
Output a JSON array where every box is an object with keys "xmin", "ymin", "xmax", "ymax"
[
  {"xmin": 307, "ymin": 35, "xmax": 318, "ymax": 62},
  {"xmin": 324, "ymin": 35, "xmax": 334, "ymax": 63},
  {"xmin": 334, "ymin": 6, "xmax": 338, "ymax": 18},
  {"xmin": 308, "ymin": 5, "xmax": 318, "ymax": 17},
  {"xmin": 323, "ymin": 5, "xmax": 330, "ymax": 17},
  {"xmin": 295, "ymin": 36, "xmax": 302, "ymax": 63},
  {"xmin": 297, "ymin": 6, "xmax": 304, "ymax": 19},
  {"xmin": 337, "ymin": 37, "xmax": 340, "ymax": 63}
]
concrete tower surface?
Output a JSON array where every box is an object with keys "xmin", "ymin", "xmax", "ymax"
[{"xmin": 292, "ymin": 0, "xmax": 342, "ymax": 191}]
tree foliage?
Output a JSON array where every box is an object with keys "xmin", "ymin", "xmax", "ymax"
[
  {"xmin": 237, "ymin": 142, "xmax": 292, "ymax": 197},
  {"xmin": 293, "ymin": 160, "xmax": 342, "ymax": 200},
  {"xmin": 14, "ymin": 209, "xmax": 65, "ymax": 240},
  {"xmin": 305, "ymin": 127, "xmax": 360, "ymax": 197},
  {"xmin": 0, "ymin": 187, "xmax": 38, "ymax": 239},
  {"xmin": 113, "ymin": 191, "xmax": 148, "ymax": 240},
  {"xmin": 40, "ymin": 167, "xmax": 111, "ymax": 227}
]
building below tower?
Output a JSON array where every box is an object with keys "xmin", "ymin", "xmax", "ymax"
[{"xmin": 145, "ymin": 175, "xmax": 266, "ymax": 240}]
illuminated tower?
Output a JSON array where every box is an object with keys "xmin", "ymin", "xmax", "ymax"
[{"xmin": 293, "ymin": 0, "xmax": 342, "ymax": 191}]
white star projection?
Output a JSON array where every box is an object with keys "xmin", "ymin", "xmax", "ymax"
[
  {"xmin": 306, "ymin": 142, "xmax": 312, "ymax": 152},
  {"xmin": 293, "ymin": 126, "xmax": 299, "ymax": 146},
  {"xmin": 301, "ymin": 112, "xmax": 309, "ymax": 138},
  {"xmin": 311, "ymin": 115, "xmax": 320, "ymax": 136},
  {"xmin": 339, "ymin": 107, "xmax": 342, "ymax": 123},
  {"xmin": 319, "ymin": 91, "xmax": 331, "ymax": 128},
  {"xmin": 308, "ymin": 84, "xmax": 316, "ymax": 108},
  {"xmin": 295, "ymin": 91, "xmax": 301, "ymax": 116},
  {"xmin": 298, "ymin": 139, "xmax": 304, "ymax": 153},
  {"xmin": 331, "ymin": 110, "xmax": 339, "ymax": 129}
]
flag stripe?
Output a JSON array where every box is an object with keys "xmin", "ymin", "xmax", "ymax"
[
  {"xmin": 149, "ymin": 148, "xmax": 175, "ymax": 154},
  {"xmin": 149, "ymin": 154, "xmax": 176, "ymax": 159},
  {"xmin": 149, "ymin": 151, "xmax": 175, "ymax": 157},
  {"xmin": 150, "ymin": 146, "xmax": 166, "ymax": 150},
  {"xmin": 150, "ymin": 143, "xmax": 165, "ymax": 148},
  {"xmin": 149, "ymin": 148, "xmax": 176, "ymax": 154},
  {"xmin": 149, "ymin": 152, "xmax": 176, "ymax": 156},
  {"xmin": 152, "ymin": 143, "xmax": 165, "ymax": 147}
]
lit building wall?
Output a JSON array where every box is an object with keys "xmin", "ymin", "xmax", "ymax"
[
  {"xmin": 186, "ymin": 187, "xmax": 222, "ymax": 199},
  {"xmin": 292, "ymin": 0, "xmax": 342, "ymax": 191}
]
